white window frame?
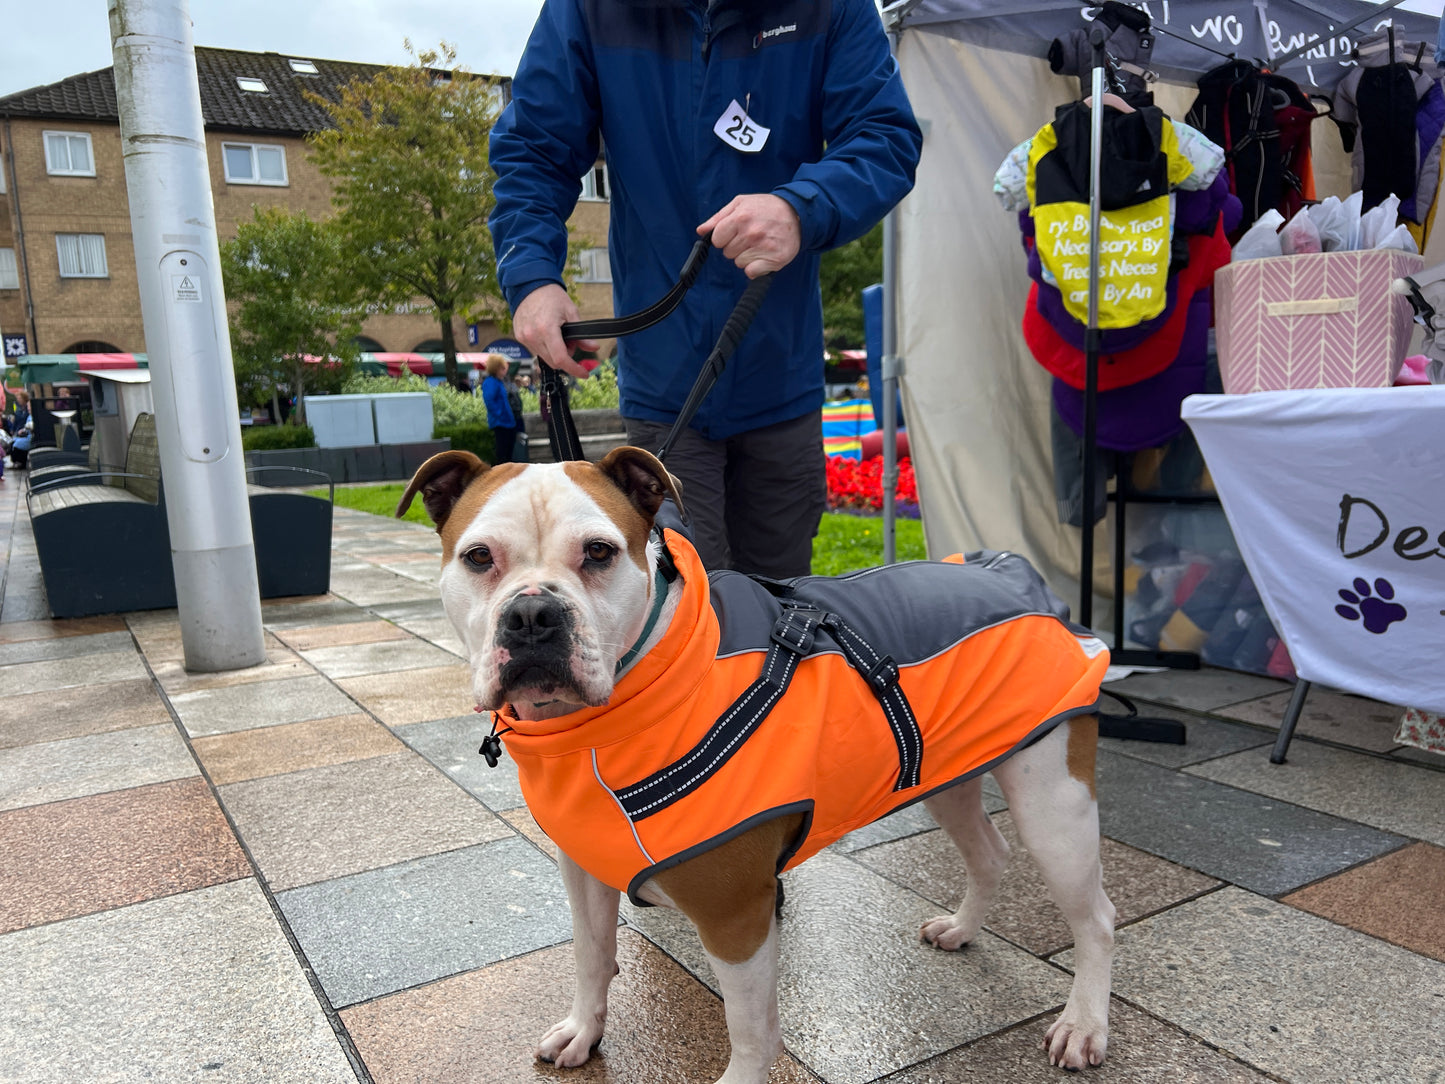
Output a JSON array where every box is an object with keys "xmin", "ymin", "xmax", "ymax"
[
  {"xmin": 221, "ymin": 141, "xmax": 289, "ymax": 186},
  {"xmin": 287, "ymin": 59, "xmax": 318, "ymax": 75},
  {"xmin": 0, "ymin": 248, "xmax": 18, "ymax": 290},
  {"xmin": 580, "ymin": 162, "xmax": 610, "ymax": 202},
  {"xmin": 43, "ymin": 130, "xmax": 96, "ymax": 177},
  {"xmin": 236, "ymin": 76, "xmax": 268, "ymax": 93},
  {"xmin": 56, "ymin": 234, "xmax": 108, "ymax": 279},
  {"xmin": 576, "ymin": 247, "xmax": 611, "ymax": 284}
]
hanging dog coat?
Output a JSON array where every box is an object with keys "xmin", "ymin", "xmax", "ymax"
[
  {"xmin": 499, "ymin": 531, "xmax": 1109, "ymax": 902},
  {"xmin": 1028, "ymin": 103, "xmax": 1193, "ymax": 329}
]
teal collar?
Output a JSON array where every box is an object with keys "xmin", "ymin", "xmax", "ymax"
[{"xmin": 614, "ymin": 565, "xmax": 671, "ymax": 674}]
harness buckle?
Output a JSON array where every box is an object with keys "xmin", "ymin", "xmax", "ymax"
[
  {"xmin": 769, "ymin": 608, "xmax": 820, "ymax": 655},
  {"xmin": 864, "ymin": 655, "xmax": 901, "ymax": 692}
]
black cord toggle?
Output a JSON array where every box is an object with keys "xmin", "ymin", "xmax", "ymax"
[{"xmin": 479, "ymin": 714, "xmax": 515, "ymax": 768}]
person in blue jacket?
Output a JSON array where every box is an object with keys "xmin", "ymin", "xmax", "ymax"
[
  {"xmin": 489, "ymin": 0, "xmax": 922, "ymax": 577},
  {"xmin": 481, "ymin": 354, "xmax": 520, "ymax": 465}
]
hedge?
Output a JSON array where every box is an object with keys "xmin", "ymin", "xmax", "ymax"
[
  {"xmin": 434, "ymin": 423, "xmax": 497, "ymax": 463},
  {"xmin": 242, "ymin": 424, "xmax": 316, "ymax": 450}
]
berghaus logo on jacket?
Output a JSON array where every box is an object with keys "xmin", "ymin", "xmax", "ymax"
[{"xmin": 754, "ymin": 23, "xmax": 797, "ymax": 47}]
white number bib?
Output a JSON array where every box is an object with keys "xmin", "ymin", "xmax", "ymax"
[{"xmin": 713, "ymin": 100, "xmax": 770, "ymax": 154}]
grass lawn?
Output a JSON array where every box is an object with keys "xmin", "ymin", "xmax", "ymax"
[{"xmin": 317, "ymin": 483, "xmax": 928, "ymax": 575}]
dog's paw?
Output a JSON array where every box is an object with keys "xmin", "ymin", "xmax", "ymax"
[
  {"xmin": 537, "ymin": 1014, "xmax": 604, "ymax": 1069},
  {"xmin": 1043, "ymin": 1012, "xmax": 1107, "ymax": 1070},
  {"xmin": 919, "ymin": 914, "xmax": 979, "ymax": 952}
]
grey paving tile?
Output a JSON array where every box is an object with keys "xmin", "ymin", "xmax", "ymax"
[
  {"xmin": 259, "ymin": 597, "xmax": 372, "ymax": 629},
  {"xmin": 1094, "ymin": 750, "xmax": 1407, "ymax": 895},
  {"xmin": 626, "ymin": 850, "xmax": 1072, "ymax": 1084},
  {"xmin": 170, "ymin": 674, "xmax": 361, "ymax": 737},
  {"xmin": 1098, "ymin": 704, "xmax": 1273, "ymax": 768},
  {"xmin": 367, "ymin": 598, "xmax": 449, "ymax": 623},
  {"xmin": 1059, "ymin": 887, "xmax": 1445, "ymax": 1084},
  {"xmin": 0, "ymin": 649, "xmax": 147, "ymax": 695},
  {"xmin": 396, "ymin": 714, "xmax": 525, "ymax": 811},
  {"xmin": 277, "ymin": 836, "xmax": 573, "ymax": 1008},
  {"xmin": 831, "ymin": 780, "xmax": 1007, "ymax": 854},
  {"xmin": 387, "ymin": 615, "xmax": 465, "ymax": 657},
  {"xmin": 1392, "ymin": 745, "xmax": 1445, "ymax": 768},
  {"xmin": 0, "ymin": 630, "xmax": 135, "ymax": 667},
  {"xmin": 1102, "ymin": 668, "xmax": 1290, "ymax": 712},
  {"xmin": 301, "ymin": 636, "xmax": 460, "ymax": 679},
  {"xmin": 0, "ymin": 724, "xmax": 196, "ymax": 812},
  {"xmin": 328, "ymin": 569, "xmax": 439, "ymax": 607},
  {"xmin": 1186, "ymin": 741, "xmax": 1445, "ymax": 847},
  {"xmin": 1214, "ymin": 686, "xmax": 1404, "ymax": 752},
  {"xmin": 0, "ymin": 879, "xmax": 355, "ymax": 1083},
  {"xmin": 218, "ymin": 750, "xmax": 513, "ymax": 890}
]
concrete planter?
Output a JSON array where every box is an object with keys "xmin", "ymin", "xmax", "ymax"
[
  {"xmin": 524, "ymin": 408, "xmax": 628, "ymax": 463},
  {"xmin": 244, "ymin": 439, "xmax": 450, "ymax": 485}
]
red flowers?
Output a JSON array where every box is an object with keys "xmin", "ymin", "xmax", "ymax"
[{"xmin": 826, "ymin": 455, "xmax": 919, "ymax": 516}]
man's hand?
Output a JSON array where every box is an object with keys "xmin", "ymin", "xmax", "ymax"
[
  {"xmin": 699, "ymin": 194, "xmax": 801, "ymax": 279},
  {"xmin": 513, "ymin": 284, "xmax": 598, "ymax": 378}
]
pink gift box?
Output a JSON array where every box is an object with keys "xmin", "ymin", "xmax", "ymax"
[{"xmin": 1214, "ymin": 250, "xmax": 1424, "ymax": 393}]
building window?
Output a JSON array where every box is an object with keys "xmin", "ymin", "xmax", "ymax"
[
  {"xmin": 44, "ymin": 131, "xmax": 95, "ymax": 176},
  {"xmin": 56, "ymin": 234, "xmax": 108, "ymax": 278},
  {"xmin": 222, "ymin": 142, "xmax": 287, "ymax": 186},
  {"xmin": 236, "ymin": 76, "xmax": 268, "ymax": 93},
  {"xmin": 0, "ymin": 248, "xmax": 18, "ymax": 290},
  {"xmin": 580, "ymin": 163, "xmax": 610, "ymax": 202},
  {"xmin": 287, "ymin": 59, "xmax": 318, "ymax": 75},
  {"xmin": 576, "ymin": 247, "xmax": 611, "ymax": 284}
]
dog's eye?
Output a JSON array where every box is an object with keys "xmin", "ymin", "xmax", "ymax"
[
  {"xmin": 463, "ymin": 546, "xmax": 493, "ymax": 570},
  {"xmin": 585, "ymin": 541, "xmax": 616, "ymax": 564}
]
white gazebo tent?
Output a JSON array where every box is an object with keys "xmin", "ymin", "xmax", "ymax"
[{"xmin": 884, "ymin": 0, "xmax": 1443, "ymax": 621}]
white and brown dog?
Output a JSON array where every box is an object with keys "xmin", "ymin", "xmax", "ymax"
[{"xmin": 398, "ymin": 447, "xmax": 1115, "ymax": 1082}]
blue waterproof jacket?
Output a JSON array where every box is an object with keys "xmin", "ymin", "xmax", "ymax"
[{"xmin": 489, "ymin": 0, "xmax": 922, "ymax": 440}]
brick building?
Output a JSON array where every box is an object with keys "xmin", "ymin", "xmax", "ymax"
[{"xmin": 0, "ymin": 47, "xmax": 613, "ymax": 363}]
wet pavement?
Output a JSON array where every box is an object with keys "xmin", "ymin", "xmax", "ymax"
[{"xmin": 0, "ymin": 475, "xmax": 1442, "ymax": 1083}]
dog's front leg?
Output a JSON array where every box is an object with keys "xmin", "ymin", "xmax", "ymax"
[
  {"xmin": 538, "ymin": 851, "xmax": 620, "ymax": 1068},
  {"xmin": 706, "ymin": 915, "xmax": 782, "ymax": 1084}
]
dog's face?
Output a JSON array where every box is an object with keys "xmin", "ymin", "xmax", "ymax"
[{"xmin": 397, "ymin": 448, "xmax": 683, "ymax": 713}]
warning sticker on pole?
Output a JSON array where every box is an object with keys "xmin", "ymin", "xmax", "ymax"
[{"xmin": 172, "ymin": 275, "xmax": 202, "ymax": 303}]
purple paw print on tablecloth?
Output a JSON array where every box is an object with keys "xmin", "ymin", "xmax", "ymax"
[{"xmin": 1335, "ymin": 577, "xmax": 1407, "ymax": 634}]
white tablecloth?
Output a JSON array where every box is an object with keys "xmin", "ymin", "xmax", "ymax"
[{"xmin": 1182, "ymin": 386, "xmax": 1445, "ymax": 714}]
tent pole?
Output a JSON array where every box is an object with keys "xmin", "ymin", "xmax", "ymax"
[
  {"xmin": 1079, "ymin": 32, "xmax": 1105, "ymax": 627},
  {"xmin": 882, "ymin": 204, "xmax": 900, "ymax": 565}
]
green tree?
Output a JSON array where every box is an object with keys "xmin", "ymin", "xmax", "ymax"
[
  {"xmin": 307, "ymin": 42, "xmax": 505, "ymax": 388},
  {"xmin": 220, "ymin": 207, "xmax": 362, "ymax": 425},
  {"xmin": 819, "ymin": 222, "xmax": 883, "ymax": 349}
]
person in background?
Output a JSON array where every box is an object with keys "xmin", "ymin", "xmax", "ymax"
[
  {"xmin": 489, "ymin": 0, "xmax": 922, "ymax": 577},
  {"xmin": 481, "ymin": 354, "xmax": 521, "ymax": 465}
]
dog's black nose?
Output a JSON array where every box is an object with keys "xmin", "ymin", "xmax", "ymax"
[{"xmin": 500, "ymin": 595, "xmax": 568, "ymax": 646}]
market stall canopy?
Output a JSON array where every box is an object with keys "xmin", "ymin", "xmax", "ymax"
[
  {"xmin": 897, "ymin": 0, "xmax": 1444, "ymax": 89},
  {"xmin": 14, "ymin": 352, "xmax": 518, "ymax": 385}
]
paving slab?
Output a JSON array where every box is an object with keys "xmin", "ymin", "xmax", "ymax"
[
  {"xmin": 1186, "ymin": 740, "xmax": 1445, "ymax": 847},
  {"xmin": 395, "ymin": 714, "xmax": 524, "ymax": 811},
  {"xmin": 0, "ymin": 615, "xmax": 127, "ymax": 642},
  {"xmin": 148, "ymin": 639, "xmax": 313, "ymax": 694},
  {"xmin": 1102, "ymin": 668, "xmax": 1290, "ymax": 712},
  {"xmin": 328, "ymin": 568, "xmax": 439, "ymax": 607},
  {"xmin": 277, "ymin": 836, "xmax": 574, "ymax": 1008},
  {"xmin": 1282, "ymin": 842, "xmax": 1445, "ymax": 962},
  {"xmin": 0, "ymin": 629, "xmax": 134, "ymax": 667},
  {"xmin": 0, "ymin": 777, "xmax": 250, "ymax": 934},
  {"xmin": 884, "ymin": 1000, "xmax": 1272, "ymax": 1083},
  {"xmin": 302, "ymin": 636, "xmax": 460, "ymax": 679},
  {"xmin": 385, "ymin": 615, "xmax": 465, "ymax": 657},
  {"xmin": 1095, "ymin": 750, "xmax": 1407, "ymax": 896},
  {"xmin": 498, "ymin": 805, "xmax": 557, "ymax": 861},
  {"xmin": 337, "ymin": 664, "xmax": 475, "ymax": 726},
  {"xmin": 272, "ymin": 620, "xmax": 410, "ymax": 653},
  {"xmin": 625, "ymin": 850, "xmax": 1072, "ymax": 1084},
  {"xmin": 0, "ymin": 724, "xmax": 197, "ymax": 813},
  {"xmin": 0, "ymin": 678, "xmax": 169, "ymax": 751},
  {"xmin": 1098, "ymin": 704, "xmax": 1273, "ymax": 768},
  {"xmin": 0, "ymin": 648, "xmax": 147, "ymax": 696},
  {"xmin": 192, "ymin": 713, "xmax": 402, "ymax": 786},
  {"xmin": 258, "ymin": 596, "xmax": 374, "ymax": 629},
  {"xmin": 367, "ymin": 598, "xmax": 449, "ymax": 623},
  {"xmin": 0, "ymin": 879, "xmax": 356, "ymax": 1084},
  {"xmin": 217, "ymin": 749, "xmax": 512, "ymax": 890},
  {"xmin": 340, "ymin": 929, "xmax": 818, "ymax": 1084},
  {"xmin": 1214, "ymin": 687, "xmax": 1404, "ymax": 752},
  {"xmin": 830, "ymin": 780, "xmax": 1008, "ymax": 855},
  {"xmin": 1059, "ymin": 887, "xmax": 1445, "ymax": 1084},
  {"xmin": 169, "ymin": 674, "xmax": 361, "ymax": 737},
  {"xmin": 851, "ymin": 812, "xmax": 1220, "ymax": 955}
]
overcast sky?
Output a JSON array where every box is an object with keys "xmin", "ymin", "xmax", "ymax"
[{"xmin": 1, "ymin": 0, "xmax": 546, "ymax": 98}]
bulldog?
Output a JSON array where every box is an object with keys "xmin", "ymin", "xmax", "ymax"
[{"xmin": 398, "ymin": 447, "xmax": 1115, "ymax": 1082}]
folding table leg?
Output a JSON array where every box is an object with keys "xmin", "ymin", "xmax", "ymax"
[{"xmin": 1270, "ymin": 680, "xmax": 1312, "ymax": 764}]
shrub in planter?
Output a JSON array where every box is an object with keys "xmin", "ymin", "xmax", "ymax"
[
  {"xmin": 435, "ymin": 423, "xmax": 497, "ymax": 464},
  {"xmin": 242, "ymin": 424, "xmax": 316, "ymax": 451}
]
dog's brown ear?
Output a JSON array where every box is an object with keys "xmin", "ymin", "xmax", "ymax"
[
  {"xmin": 596, "ymin": 446, "xmax": 685, "ymax": 523},
  {"xmin": 397, "ymin": 451, "xmax": 488, "ymax": 529}
]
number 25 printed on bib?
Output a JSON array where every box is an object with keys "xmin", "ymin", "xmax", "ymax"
[{"xmin": 714, "ymin": 99, "xmax": 770, "ymax": 154}]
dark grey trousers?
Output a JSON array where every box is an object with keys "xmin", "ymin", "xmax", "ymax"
[{"xmin": 623, "ymin": 409, "xmax": 826, "ymax": 578}]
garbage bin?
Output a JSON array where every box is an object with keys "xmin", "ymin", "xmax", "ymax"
[{"xmin": 52, "ymin": 410, "xmax": 80, "ymax": 452}]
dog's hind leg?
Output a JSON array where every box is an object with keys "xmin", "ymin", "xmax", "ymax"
[
  {"xmin": 991, "ymin": 715, "xmax": 1114, "ymax": 1070},
  {"xmin": 537, "ymin": 851, "xmax": 620, "ymax": 1068},
  {"xmin": 919, "ymin": 776, "xmax": 1010, "ymax": 950}
]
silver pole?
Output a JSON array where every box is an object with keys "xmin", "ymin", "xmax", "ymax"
[
  {"xmin": 109, "ymin": 0, "xmax": 265, "ymax": 671},
  {"xmin": 881, "ymin": 204, "xmax": 900, "ymax": 565}
]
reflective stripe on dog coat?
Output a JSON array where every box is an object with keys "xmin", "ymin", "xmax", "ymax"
[{"xmin": 499, "ymin": 530, "xmax": 1110, "ymax": 902}]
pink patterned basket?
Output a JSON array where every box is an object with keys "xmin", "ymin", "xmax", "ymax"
[
  {"xmin": 1214, "ymin": 251, "xmax": 1424, "ymax": 393},
  {"xmin": 1396, "ymin": 708, "xmax": 1445, "ymax": 755}
]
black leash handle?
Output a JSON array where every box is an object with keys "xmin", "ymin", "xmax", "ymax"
[{"xmin": 559, "ymin": 236, "xmax": 712, "ymax": 342}]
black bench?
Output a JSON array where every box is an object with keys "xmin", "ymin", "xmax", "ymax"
[{"xmin": 27, "ymin": 413, "xmax": 334, "ymax": 618}]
